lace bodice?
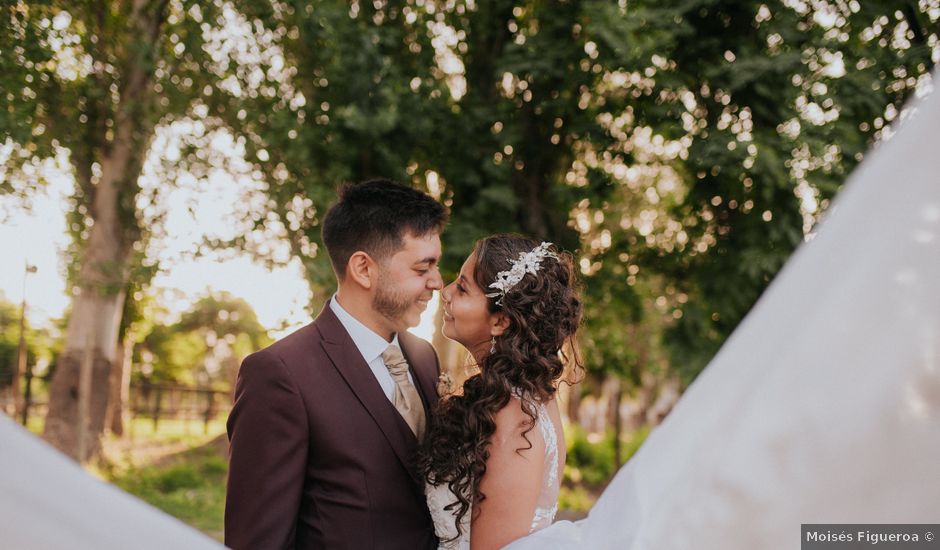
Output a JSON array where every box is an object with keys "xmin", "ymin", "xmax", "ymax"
[{"xmin": 426, "ymin": 397, "xmax": 561, "ymax": 550}]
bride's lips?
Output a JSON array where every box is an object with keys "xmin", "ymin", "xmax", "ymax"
[{"xmin": 442, "ymin": 308, "xmax": 454, "ymax": 322}]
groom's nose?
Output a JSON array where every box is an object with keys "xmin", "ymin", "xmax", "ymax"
[{"xmin": 428, "ymin": 268, "xmax": 444, "ymax": 290}]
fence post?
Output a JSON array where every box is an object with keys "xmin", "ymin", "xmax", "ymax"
[
  {"xmin": 204, "ymin": 390, "xmax": 215, "ymax": 435},
  {"xmin": 152, "ymin": 386, "xmax": 163, "ymax": 433},
  {"xmin": 183, "ymin": 388, "xmax": 191, "ymax": 437},
  {"xmin": 129, "ymin": 380, "xmax": 139, "ymax": 440}
]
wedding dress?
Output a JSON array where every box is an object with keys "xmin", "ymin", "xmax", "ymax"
[{"xmin": 425, "ymin": 395, "xmax": 561, "ymax": 550}]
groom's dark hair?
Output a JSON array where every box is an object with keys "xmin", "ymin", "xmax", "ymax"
[{"xmin": 321, "ymin": 179, "xmax": 448, "ymax": 278}]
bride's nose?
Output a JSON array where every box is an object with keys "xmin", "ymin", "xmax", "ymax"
[{"xmin": 441, "ymin": 282, "xmax": 454, "ymax": 303}]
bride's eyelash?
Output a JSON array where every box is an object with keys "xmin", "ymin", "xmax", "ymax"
[{"xmin": 456, "ymin": 283, "xmax": 466, "ymax": 293}]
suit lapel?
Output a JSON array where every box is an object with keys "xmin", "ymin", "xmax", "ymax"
[{"xmin": 314, "ymin": 306, "xmax": 423, "ymax": 488}]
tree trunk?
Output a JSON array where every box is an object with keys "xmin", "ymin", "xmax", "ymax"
[
  {"xmin": 568, "ymin": 382, "xmax": 581, "ymax": 424},
  {"xmin": 41, "ymin": 0, "xmax": 166, "ymax": 462},
  {"xmin": 612, "ymin": 377, "xmax": 623, "ymax": 468},
  {"xmin": 44, "ymin": 126, "xmax": 141, "ymax": 458},
  {"xmin": 647, "ymin": 375, "xmax": 681, "ymax": 426},
  {"xmin": 106, "ymin": 335, "xmax": 133, "ymax": 436},
  {"xmin": 43, "ymin": 289, "xmax": 127, "ymax": 461},
  {"xmin": 43, "ymin": 155, "xmax": 131, "ymax": 459}
]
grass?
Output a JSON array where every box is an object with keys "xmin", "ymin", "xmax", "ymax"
[
  {"xmin": 20, "ymin": 412, "xmax": 644, "ymax": 538},
  {"xmin": 107, "ymin": 436, "xmax": 228, "ymax": 540},
  {"xmin": 558, "ymin": 424, "xmax": 650, "ymax": 516},
  {"xmin": 96, "ymin": 418, "xmax": 230, "ymax": 542},
  {"xmin": 25, "ymin": 410, "xmax": 44, "ymax": 434}
]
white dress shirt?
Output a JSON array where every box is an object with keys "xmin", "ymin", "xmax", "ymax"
[{"xmin": 329, "ymin": 295, "xmax": 414, "ymax": 401}]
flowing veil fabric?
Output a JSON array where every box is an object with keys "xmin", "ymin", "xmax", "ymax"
[
  {"xmin": 507, "ymin": 79, "xmax": 940, "ymax": 550},
  {"xmin": 0, "ymin": 411, "xmax": 223, "ymax": 548}
]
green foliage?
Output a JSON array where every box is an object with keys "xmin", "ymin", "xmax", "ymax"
[
  {"xmin": 0, "ymin": 298, "xmax": 23, "ymax": 386},
  {"xmin": 557, "ymin": 483, "xmax": 596, "ymax": 515},
  {"xmin": 619, "ymin": 423, "xmax": 650, "ymax": 461},
  {"xmin": 197, "ymin": 0, "xmax": 455, "ymax": 299},
  {"xmin": 558, "ymin": 422, "xmax": 651, "ymax": 511},
  {"xmin": 5, "ymin": 0, "xmax": 936, "ymax": 394},
  {"xmin": 213, "ymin": 1, "xmax": 936, "ymax": 386},
  {"xmin": 151, "ymin": 463, "xmax": 204, "ymax": 492},
  {"xmin": 566, "ymin": 429, "xmax": 617, "ymax": 487},
  {"xmin": 584, "ymin": 0, "xmax": 937, "ymax": 378},
  {"xmin": 141, "ymin": 329, "xmax": 206, "ymax": 384},
  {"xmin": 134, "ymin": 291, "xmax": 271, "ymax": 387},
  {"xmin": 564, "ymin": 423, "xmax": 650, "ymax": 488},
  {"xmin": 0, "ymin": 294, "xmax": 58, "ymax": 386},
  {"xmin": 0, "ymin": 0, "xmax": 215, "ymax": 215},
  {"xmin": 1, "ymin": 1, "xmax": 227, "ymax": 377}
]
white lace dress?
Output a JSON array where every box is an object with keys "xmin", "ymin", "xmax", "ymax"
[{"xmin": 426, "ymin": 397, "xmax": 561, "ymax": 550}]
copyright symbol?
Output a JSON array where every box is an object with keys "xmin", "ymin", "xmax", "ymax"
[{"xmin": 926, "ymin": 531, "xmax": 935, "ymax": 542}]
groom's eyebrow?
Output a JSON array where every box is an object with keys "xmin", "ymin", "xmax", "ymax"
[{"xmin": 414, "ymin": 257, "xmax": 439, "ymax": 266}]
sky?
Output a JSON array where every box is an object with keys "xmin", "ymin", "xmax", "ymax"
[{"xmin": 1, "ymin": 171, "xmax": 72, "ymax": 327}]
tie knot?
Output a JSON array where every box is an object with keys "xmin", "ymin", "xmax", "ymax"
[{"xmin": 381, "ymin": 345, "xmax": 409, "ymax": 377}]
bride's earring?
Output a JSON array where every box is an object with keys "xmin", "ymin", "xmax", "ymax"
[{"xmin": 490, "ymin": 336, "xmax": 496, "ymax": 354}]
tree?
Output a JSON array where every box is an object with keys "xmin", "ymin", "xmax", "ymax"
[
  {"xmin": 1, "ymin": 0, "xmax": 220, "ymax": 460},
  {"xmin": 0, "ymin": 294, "xmax": 58, "ymax": 414},
  {"xmin": 51, "ymin": 1, "xmax": 925, "ymax": 451},
  {"xmin": 194, "ymin": 0, "xmax": 455, "ymax": 301},
  {"xmin": 581, "ymin": 0, "xmax": 937, "ymax": 378},
  {"xmin": 219, "ymin": 1, "xmax": 935, "ymax": 390},
  {"xmin": 203, "ymin": 1, "xmax": 617, "ymax": 286},
  {"xmin": 134, "ymin": 291, "xmax": 271, "ymax": 389}
]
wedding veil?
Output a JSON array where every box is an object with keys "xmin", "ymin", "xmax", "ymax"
[{"xmin": 508, "ymin": 74, "xmax": 940, "ymax": 549}]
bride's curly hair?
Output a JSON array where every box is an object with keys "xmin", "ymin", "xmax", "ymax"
[{"xmin": 418, "ymin": 234, "xmax": 583, "ymax": 541}]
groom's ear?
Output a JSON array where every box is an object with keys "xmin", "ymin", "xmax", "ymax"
[
  {"xmin": 490, "ymin": 313, "xmax": 511, "ymax": 337},
  {"xmin": 347, "ymin": 251, "xmax": 376, "ymax": 289}
]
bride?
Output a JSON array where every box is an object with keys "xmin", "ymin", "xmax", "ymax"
[{"xmin": 419, "ymin": 234, "xmax": 583, "ymax": 550}]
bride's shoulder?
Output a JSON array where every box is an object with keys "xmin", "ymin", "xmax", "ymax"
[{"xmin": 490, "ymin": 395, "xmax": 547, "ymax": 451}]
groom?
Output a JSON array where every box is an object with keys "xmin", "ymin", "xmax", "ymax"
[{"xmin": 225, "ymin": 180, "xmax": 446, "ymax": 549}]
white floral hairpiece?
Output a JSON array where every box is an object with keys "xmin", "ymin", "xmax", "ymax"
[{"xmin": 484, "ymin": 242, "xmax": 559, "ymax": 306}]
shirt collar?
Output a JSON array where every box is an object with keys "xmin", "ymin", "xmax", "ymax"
[{"xmin": 330, "ymin": 295, "xmax": 400, "ymax": 364}]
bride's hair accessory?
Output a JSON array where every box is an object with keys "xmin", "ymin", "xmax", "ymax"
[{"xmin": 484, "ymin": 242, "xmax": 559, "ymax": 306}]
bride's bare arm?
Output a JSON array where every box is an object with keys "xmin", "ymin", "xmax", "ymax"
[{"xmin": 470, "ymin": 398, "xmax": 546, "ymax": 550}]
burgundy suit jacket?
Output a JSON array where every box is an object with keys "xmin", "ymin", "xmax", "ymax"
[{"xmin": 225, "ymin": 304, "xmax": 440, "ymax": 550}]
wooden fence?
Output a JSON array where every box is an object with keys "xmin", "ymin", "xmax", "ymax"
[
  {"xmin": 129, "ymin": 382, "xmax": 232, "ymax": 433},
  {"xmin": 6, "ymin": 380, "xmax": 231, "ymax": 435}
]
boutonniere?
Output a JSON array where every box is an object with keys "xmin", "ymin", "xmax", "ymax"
[{"xmin": 436, "ymin": 371, "xmax": 454, "ymax": 397}]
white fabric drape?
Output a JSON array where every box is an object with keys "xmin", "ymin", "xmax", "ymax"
[
  {"xmin": 0, "ymin": 410, "xmax": 223, "ymax": 548},
  {"xmin": 508, "ymin": 79, "xmax": 940, "ymax": 549}
]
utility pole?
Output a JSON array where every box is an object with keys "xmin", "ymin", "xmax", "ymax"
[{"xmin": 13, "ymin": 262, "xmax": 37, "ymax": 423}]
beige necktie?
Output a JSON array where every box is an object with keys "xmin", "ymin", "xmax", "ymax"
[{"xmin": 381, "ymin": 344, "xmax": 426, "ymax": 441}]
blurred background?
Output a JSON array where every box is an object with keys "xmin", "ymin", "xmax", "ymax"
[{"xmin": 1, "ymin": 0, "xmax": 937, "ymax": 541}]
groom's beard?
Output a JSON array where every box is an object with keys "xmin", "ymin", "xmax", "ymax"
[{"xmin": 373, "ymin": 271, "xmax": 413, "ymax": 329}]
